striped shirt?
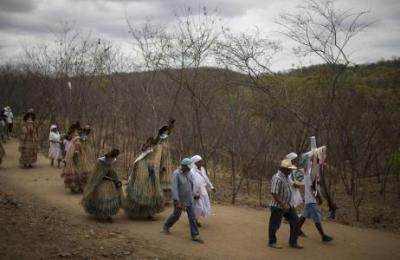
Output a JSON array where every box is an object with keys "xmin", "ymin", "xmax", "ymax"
[{"xmin": 270, "ymin": 170, "xmax": 292, "ymax": 208}]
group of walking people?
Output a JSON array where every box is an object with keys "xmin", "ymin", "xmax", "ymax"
[
  {"xmin": 268, "ymin": 152, "xmax": 333, "ymax": 249},
  {"xmin": 1, "ymin": 107, "xmax": 334, "ymax": 247},
  {"xmin": 79, "ymin": 119, "xmax": 214, "ymax": 243}
]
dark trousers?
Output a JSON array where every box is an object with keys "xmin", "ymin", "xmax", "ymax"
[
  {"xmin": 164, "ymin": 204, "xmax": 199, "ymax": 238},
  {"xmin": 269, "ymin": 206, "xmax": 299, "ymax": 245},
  {"xmin": 8, "ymin": 123, "xmax": 13, "ymax": 133}
]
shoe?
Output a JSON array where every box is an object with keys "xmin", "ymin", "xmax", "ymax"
[
  {"xmin": 192, "ymin": 236, "xmax": 204, "ymax": 244},
  {"xmin": 268, "ymin": 243, "xmax": 283, "ymax": 249},
  {"xmin": 289, "ymin": 244, "xmax": 304, "ymax": 249},
  {"xmin": 322, "ymin": 235, "xmax": 333, "ymax": 242},
  {"xmin": 161, "ymin": 226, "xmax": 170, "ymax": 234}
]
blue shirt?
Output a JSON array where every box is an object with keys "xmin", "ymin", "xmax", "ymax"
[{"xmin": 171, "ymin": 168, "xmax": 194, "ymax": 206}]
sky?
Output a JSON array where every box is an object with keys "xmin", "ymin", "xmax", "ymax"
[{"xmin": 0, "ymin": 0, "xmax": 399, "ymax": 71}]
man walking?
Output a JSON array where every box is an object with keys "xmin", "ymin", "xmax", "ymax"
[
  {"xmin": 162, "ymin": 158, "xmax": 203, "ymax": 243},
  {"xmin": 268, "ymin": 159, "xmax": 303, "ymax": 249}
]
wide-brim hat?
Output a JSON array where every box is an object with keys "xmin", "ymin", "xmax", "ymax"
[{"xmin": 280, "ymin": 159, "xmax": 297, "ymax": 170}]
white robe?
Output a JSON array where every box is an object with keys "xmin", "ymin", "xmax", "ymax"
[
  {"xmin": 48, "ymin": 132, "xmax": 63, "ymax": 160},
  {"xmin": 192, "ymin": 166, "xmax": 214, "ymax": 219}
]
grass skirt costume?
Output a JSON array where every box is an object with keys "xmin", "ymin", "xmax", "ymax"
[
  {"xmin": 0, "ymin": 142, "xmax": 5, "ymax": 165},
  {"xmin": 81, "ymin": 157, "xmax": 122, "ymax": 219},
  {"xmin": 19, "ymin": 121, "xmax": 38, "ymax": 166},
  {"xmin": 159, "ymin": 138, "xmax": 174, "ymax": 203},
  {"xmin": 123, "ymin": 145, "xmax": 165, "ymax": 218},
  {"xmin": 61, "ymin": 136, "xmax": 93, "ymax": 192}
]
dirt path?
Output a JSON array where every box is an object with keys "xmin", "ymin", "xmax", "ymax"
[{"xmin": 1, "ymin": 139, "xmax": 399, "ymax": 260}]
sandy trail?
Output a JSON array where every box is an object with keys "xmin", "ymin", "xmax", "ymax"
[{"xmin": 1, "ymin": 139, "xmax": 399, "ymax": 260}]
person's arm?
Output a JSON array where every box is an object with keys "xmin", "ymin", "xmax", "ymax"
[
  {"xmin": 201, "ymin": 167, "xmax": 215, "ymax": 192},
  {"xmin": 271, "ymin": 178, "xmax": 289, "ymax": 211},
  {"xmin": 171, "ymin": 172, "xmax": 181, "ymax": 207},
  {"xmin": 271, "ymin": 193, "xmax": 288, "ymax": 211}
]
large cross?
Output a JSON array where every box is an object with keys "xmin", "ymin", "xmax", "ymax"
[{"xmin": 301, "ymin": 136, "xmax": 327, "ymax": 196}]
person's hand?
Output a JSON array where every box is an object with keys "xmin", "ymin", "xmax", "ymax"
[
  {"xmin": 317, "ymin": 196, "xmax": 323, "ymax": 205},
  {"xmin": 212, "ymin": 188, "xmax": 216, "ymax": 194},
  {"xmin": 174, "ymin": 200, "xmax": 183, "ymax": 209}
]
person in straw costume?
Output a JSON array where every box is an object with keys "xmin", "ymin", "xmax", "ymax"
[
  {"xmin": 190, "ymin": 155, "xmax": 215, "ymax": 227},
  {"xmin": 61, "ymin": 134, "xmax": 93, "ymax": 193},
  {"xmin": 19, "ymin": 109, "xmax": 39, "ymax": 168},
  {"xmin": 48, "ymin": 125, "xmax": 63, "ymax": 168},
  {"xmin": 157, "ymin": 118, "xmax": 175, "ymax": 205},
  {"xmin": 79, "ymin": 124, "xmax": 96, "ymax": 164},
  {"xmin": 81, "ymin": 149, "xmax": 122, "ymax": 221},
  {"xmin": 123, "ymin": 137, "xmax": 165, "ymax": 219}
]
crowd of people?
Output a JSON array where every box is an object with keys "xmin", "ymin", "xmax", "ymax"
[{"xmin": 0, "ymin": 107, "xmax": 333, "ymax": 248}]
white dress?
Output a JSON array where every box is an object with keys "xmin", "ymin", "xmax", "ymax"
[
  {"xmin": 48, "ymin": 132, "xmax": 63, "ymax": 160},
  {"xmin": 192, "ymin": 166, "xmax": 214, "ymax": 219}
]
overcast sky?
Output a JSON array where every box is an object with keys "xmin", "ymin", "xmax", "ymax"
[{"xmin": 0, "ymin": 0, "xmax": 399, "ymax": 71}]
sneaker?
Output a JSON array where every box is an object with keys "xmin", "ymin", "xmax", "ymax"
[
  {"xmin": 289, "ymin": 243, "xmax": 304, "ymax": 249},
  {"xmin": 192, "ymin": 236, "xmax": 204, "ymax": 244},
  {"xmin": 268, "ymin": 243, "xmax": 283, "ymax": 249},
  {"xmin": 161, "ymin": 226, "xmax": 170, "ymax": 235},
  {"xmin": 322, "ymin": 235, "xmax": 333, "ymax": 242}
]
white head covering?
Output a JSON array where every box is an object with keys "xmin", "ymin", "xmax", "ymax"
[
  {"xmin": 190, "ymin": 155, "xmax": 202, "ymax": 169},
  {"xmin": 285, "ymin": 152, "xmax": 298, "ymax": 161},
  {"xmin": 50, "ymin": 125, "xmax": 57, "ymax": 131}
]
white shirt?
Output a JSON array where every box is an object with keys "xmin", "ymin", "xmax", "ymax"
[{"xmin": 6, "ymin": 111, "xmax": 13, "ymax": 123}]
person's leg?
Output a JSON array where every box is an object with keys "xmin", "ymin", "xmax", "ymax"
[
  {"xmin": 289, "ymin": 207, "xmax": 301, "ymax": 246},
  {"xmin": 186, "ymin": 205, "xmax": 201, "ymax": 240},
  {"xmin": 268, "ymin": 206, "xmax": 283, "ymax": 245},
  {"xmin": 298, "ymin": 204, "xmax": 310, "ymax": 237},
  {"xmin": 311, "ymin": 204, "xmax": 333, "ymax": 242},
  {"xmin": 9, "ymin": 123, "xmax": 13, "ymax": 134},
  {"xmin": 164, "ymin": 205, "xmax": 182, "ymax": 230},
  {"xmin": 51, "ymin": 158, "xmax": 54, "ymax": 166},
  {"xmin": 57, "ymin": 159, "xmax": 61, "ymax": 168}
]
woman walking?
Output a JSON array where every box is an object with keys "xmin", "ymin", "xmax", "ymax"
[
  {"xmin": 48, "ymin": 125, "xmax": 63, "ymax": 168},
  {"xmin": 19, "ymin": 110, "xmax": 38, "ymax": 168}
]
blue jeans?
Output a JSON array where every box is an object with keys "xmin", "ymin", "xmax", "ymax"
[
  {"xmin": 268, "ymin": 206, "xmax": 299, "ymax": 245},
  {"xmin": 164, "ymin": 204, "xmax": 199, "ymax": 238}
]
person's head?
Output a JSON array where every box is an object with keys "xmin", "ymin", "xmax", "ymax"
[
  {"xmin": 279, "ymin": 159, "xmax": 297, "ymax": 176},
  {"xmin": 83, "ymin": 125, "xmax": 91, "ymax": 135},
  {"xmin": 107, "ymin": 148, "xmax": 120, "ymax": 159},
  {"xmin": 23, "ymin": 112, "xmax": 35, "ymax": 122},
  {"xmin": 191, "ymin": 155, "xmax": 204, "ymax": 168},
  {"xmin": 50, "ymin": 125, "xmax": 58, "ymax": 132},
  {"xmin": 181, "ymin": 158, "xmax": 192, "ymax": 173},
  {"xmin": 158, "ymin": 125, "xmax": 169, "ymax": 138}
]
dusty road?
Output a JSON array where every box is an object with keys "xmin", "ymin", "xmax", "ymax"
[{"xmin": 1, "ymin": 139, "xmax": 399, "ymax": 259}]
